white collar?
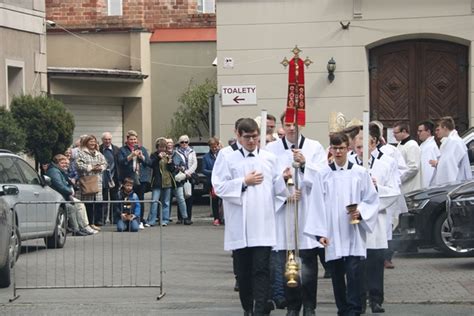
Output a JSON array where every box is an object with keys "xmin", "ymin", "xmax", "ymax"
[{"xmin": 334, "ymin": 159, "xmax": 348, "ymax": 170}]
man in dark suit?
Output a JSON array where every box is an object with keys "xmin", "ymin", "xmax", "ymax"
[{"xmin": 100, "ymin": 132, "xmax": 121, "ymax": 224}]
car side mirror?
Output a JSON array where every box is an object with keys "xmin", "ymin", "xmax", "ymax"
[
  {"xmin": 42, "ymin": 175, "xmax": 52, "ymax": 186},
  {"xmin": 0, "ymin": 185, "xmax": 19, "ymax": 196}
]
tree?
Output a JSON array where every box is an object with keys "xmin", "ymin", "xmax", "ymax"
[
  {"xmin": 0, "ymin": 107, "xmax": 26, "ymax": 153},
  {"xmin": 10, "ymin": 95, "xmax": 75, "ymax": 166},
  {"xmin": 169, "ymin": 79, "xmax": 217, "ymax": 140}
]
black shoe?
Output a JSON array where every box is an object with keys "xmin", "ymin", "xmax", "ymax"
[
  {"xmin": 72, "ymin": 230, "xmax": 88, "ymax": 236},
  {"xmin": 286, "ymin": 310, "xmax": 299, "ymax": 316},
  {"xmin": 176, "ymin": 219, "xmax": 183, "ymax": 224},
  {"xmin": 273, "ymin": 297, "xmax": 287, "ymax": 309},
  {"xmin": 303, "ymin": 307, "xmax": 315, "ymax": 316},
  {"xmin": 184, "ymin": 219, "xmax": 193, "ymax": 225},
  {"xmin": 234, "ymin": 279, "xmax": 239, "ymax": 292},
  {"xmin": 243, "ymin": 311, "xmax": 253, "ymax": 316},
  {"xmin": 371, "ymin": 303, "xmax": 385, "ymax": 313}
]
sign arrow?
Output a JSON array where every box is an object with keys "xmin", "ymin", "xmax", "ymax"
[{"xmin": 233, "ymin": 96, "xmax": 245, "ymax": 103}]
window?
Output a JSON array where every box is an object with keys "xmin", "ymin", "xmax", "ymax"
[
  {"xmin": 15, "ymin": 159, "xmax": 41, "ymax": 185},
  {"xmin": 108, "ymin": 0, "xmax": 123, "ymax": 16},
  {"xmin": 197, "ymin": 0, "xmax": 215, "ymax": 14},
  {"xmin": 0, "ymin": 157, "xmax": 24, "ymax": 184},
  {"xmin": 5, "ymin": 59, "xmax": 25, "ymax": 109}
]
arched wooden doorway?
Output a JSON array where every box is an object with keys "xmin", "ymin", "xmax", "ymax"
[{"xmin": 369, "ymin": 39, "xmax": 468, "ymax": 137}]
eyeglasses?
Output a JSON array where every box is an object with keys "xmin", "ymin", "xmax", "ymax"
[
  {"xmin": 331, "ymin": 146, "xmax": 348, "ymax": 152},
  {"xmin": 180, "ymin": 141, "xmax": 189, "ymax": 144},
  {"xmin": 242, "ymin": 134, "xmax": 259, "ymax": 141}
]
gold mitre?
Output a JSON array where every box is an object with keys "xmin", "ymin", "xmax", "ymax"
[
  {"xmin": 345, "ymin": 117, "xmax": 363, "ymax": 129},
  {"xmin": 328, "ymin": 112, "xmax": 347, "ymax": 133}
]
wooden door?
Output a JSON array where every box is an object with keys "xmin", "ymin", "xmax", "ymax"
[{"xmin": 370, "ymin": 40, "xmax": 468, "ymax": 137}]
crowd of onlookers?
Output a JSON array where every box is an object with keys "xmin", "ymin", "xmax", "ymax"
[{"xmin": 42, "ymin": 130, "xmax": 210, "ymax": 234}]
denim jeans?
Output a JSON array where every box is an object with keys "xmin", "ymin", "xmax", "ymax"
[
  {"xmin": 147, "ymin": 187, "xmax": 171, "ymax": 225},
  {"xmin": 117, "ymin": 219, "xmax": 139, "ymax": 232},
  {"xmin": 173, "ymin": 186, "xmax": 188, "ymax": 219}
]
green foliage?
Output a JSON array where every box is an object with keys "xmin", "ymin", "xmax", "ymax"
[
  {"xmin": 10, "ymin": 95, "xmax": 75, "ymax": 165},
  {"xmin": 0, "ymin": 107, "xmax": 26, "ymax": 153},
  {"xmin": 169, "ymin": 79, "xmax": 217, "ymax": 140}
]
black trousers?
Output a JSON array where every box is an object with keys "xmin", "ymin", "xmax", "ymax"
[
  {"xmin": 102, "ymin": 186, "xmax": 119, "ymax": 224},
  {"xmin": 360, "ymin": 249, "xmax": 385, "ymax": 306},
  {"xmin": 233, "ymin": 246, "xmax": 272, "ymax": 315},
  {"xmin": 285, "ymin": 248, "xmax": 319, "ymax": 312},
  {"xmin": 327, "ymin": 256, "xmax": 363, "ymax": 316},
  {"xmin": 133, "ymin": 183, "xmax": 146, "ymax": 223},
  {"xmin": 85, "ymin": 200, "xmax": 103, "ymax": 226}
]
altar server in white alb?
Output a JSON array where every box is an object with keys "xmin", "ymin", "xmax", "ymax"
[
  {"xmin": 304, "ymin": 132, "xmax": 379, "ymax": 316},
  {"xmin": 266, "ymin": 112, "xmax": 327, "ymax": 316},
  {"xmin": 417, "ymin": 120, "xmax": 440, "ymax": 188},
  {"xmin": 392, "ymin": 121, "xmax": 422, "ymax": 194},
  {"xmin": 353, "ymin": 125, "xmax": 400, "ymax": 314},
  {"xmin": 212, "ymin": 118, "xmax": 290, "ymax": 316},
  {"xmin": 430, "ymin": 116, "xmax": 472, "ymax": 185}
]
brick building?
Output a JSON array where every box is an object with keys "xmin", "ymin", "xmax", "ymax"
[{"xmin": 46, "ymin": 0, "xmax": 216, "ymax": 148}]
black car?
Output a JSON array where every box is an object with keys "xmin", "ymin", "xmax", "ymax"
[
  {"xmin": 392, "ymin": 180, "xmax": 474, "ymax": 257},
  {"xmin": 189, "ymin": 141, "xmax": 209, "ymax": 198},
  {"xmin": 446, "ymin": 182, "xmax": 474, "ymax": 251}
]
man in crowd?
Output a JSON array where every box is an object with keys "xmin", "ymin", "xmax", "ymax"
[
  {"xmin": 392, "ymin": 122, "xmax": 421, "ymax": 193},
  {"xmin": 212, "ymin": 118, "xmax": 290, "ymax": 316},
  {"xmin": 417, "ymin": 120, "xmax": 440, "ymax": 188},
  {"xmin": 266, "ymin": 112, "xmax": 327, "ymax": 316},
  {"xmin": 430, "ymin": 116, "xmax": 472, "ymax": 185},
  {"xmin": 305, "ymin": 132, "xmax": 379, "ymax": 316},
  {"xmin": 99, "ymin": 132, "xmax": 120, "ymax": 224},
  {"xmin": 118, "ymin": 130, "xmax": 151, "ymax": 229}
]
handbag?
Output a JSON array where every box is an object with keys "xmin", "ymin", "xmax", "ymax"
[
  {"xmin": 183, "ymin": 180, "xmax": 192, "ymax": 198},
  {"xmin": 78, "ymin": 175, "xmax": 99, "ymax": 195},
  {"xmin": 175, "ymin": 171, "xmax": 186, "ymax": 182}
]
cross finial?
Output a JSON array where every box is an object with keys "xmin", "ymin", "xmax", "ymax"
[{"xmin": 281, "ymin": 45, "xmax": 313, "ymax": 69}]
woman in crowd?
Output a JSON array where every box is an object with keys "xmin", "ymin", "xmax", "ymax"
[
  {"xmin": 176, "ymin": 135, "xmax": 197, "ymax": 221},
  {"xmin": 202, "ymin": 136, "xmax": 222, "ymax": 226},
  {"xmin": 75, "ymin": 135, "xmax": 107, "ymax": 230}
]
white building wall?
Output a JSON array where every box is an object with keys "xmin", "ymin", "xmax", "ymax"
[{"xmin": 216, "ymin": 0, "xmax": 474, "ymax": 146}]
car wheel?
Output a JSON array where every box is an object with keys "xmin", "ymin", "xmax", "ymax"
[
  {"xmin": 433, "ymin": 212, "xmax": 474, "ymax": 257},
  {"xmin": 0, "ymin": 223, "xmax": 19, "ymax": 288},
  {"xmin": 45, "ymin": 209, "xmax": 67, "ymax": 249}
]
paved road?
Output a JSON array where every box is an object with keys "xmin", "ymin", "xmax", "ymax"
[{"xmin": 1, "ymin": 200, "xmax": 474, "ymax": 315}]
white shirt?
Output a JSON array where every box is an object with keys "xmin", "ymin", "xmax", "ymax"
[
  {"xmin": 266, "ymin": 136, "xmax": 327, "ymax": 251},
  {"xmin": 212, "ymin": 148, "xmax": 287, "ymax": 251},
  {"xmin": 419, "ymin": 136, "xmax": 440, "ymax": 188}
]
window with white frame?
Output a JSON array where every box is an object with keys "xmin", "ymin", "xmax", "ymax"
[
  {"xmin": 108, "ymin": 0, "xmax": 123, "ymax": 16},
  {"xmin": 5, "ymin": 60, "xmax": 25, "ymax": 108},
  {"xmin": 197, "ymin": 0, "xmax": 215, "ymax": 14}
]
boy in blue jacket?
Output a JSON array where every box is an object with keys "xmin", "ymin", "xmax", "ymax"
[{"xmin": 117, "ymin": 177, "xmax": 141, "ymax": 232}]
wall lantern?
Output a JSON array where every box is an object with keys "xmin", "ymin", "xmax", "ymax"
[{"xmin": 327, "ymin": 57, "xmax": 336, "ymax": 83}]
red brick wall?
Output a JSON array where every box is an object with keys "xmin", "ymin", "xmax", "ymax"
[{"xmin": 45, "ymin": 0, "xmax": 215, "ymax": 30}]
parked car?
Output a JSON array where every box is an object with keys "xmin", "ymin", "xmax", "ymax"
[
  {"xmin": 0, "ymin": 150, "xmax": 66, "ymax": 288},
  {"xmin": 392, "ymin": 128, "xmax": 474, "ymax": 257},
  {"xmin": 392, "ymin": 180, "xmax": 473, "ymax": 257},
  {"xmin": 446, "ymin": 182, "xmax": 474, "ymax": 251}
]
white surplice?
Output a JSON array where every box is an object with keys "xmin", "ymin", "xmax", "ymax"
[
  {"xmin": 212, "ymin": 148, "xmax": 288, "ymax": 251},
  {"xmin": 419, "ymin": 136, "xmax": 440, "ymax": 188},
  {"xmin": 431, "ymin": 130, "xmax": 472, "ymax": 185},
  {"xmin": 304, "ymin": 162, "xmax": 379, "ymax": 261},
  {"xmin": 367, "ymin": 153, "xmax": 400, "ymax": 249},
  {"xmin": 266, "ymin": 136, "xmax": 327, "ymax": 251},
  {"xmin": 397, "ymin": 139, "xmax": 422, "ymax": 193}
]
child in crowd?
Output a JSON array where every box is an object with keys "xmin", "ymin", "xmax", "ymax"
[{"xmin": 117, "ymin": 177, "xmax": 141, "ymax": 232}]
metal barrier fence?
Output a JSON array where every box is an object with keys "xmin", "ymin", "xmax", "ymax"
[{"xmin": 9, "ymin": 199, "xmax": 165, "ymax": 302}]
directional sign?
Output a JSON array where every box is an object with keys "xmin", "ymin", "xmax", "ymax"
[{"xmin": 221, "ymin": 85, "xmax": 257, "ymax": 106}]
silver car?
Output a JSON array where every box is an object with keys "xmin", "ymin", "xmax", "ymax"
[{"xmin": 0, "ymin": 151, "xmax": 66, "ymax": 288}]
